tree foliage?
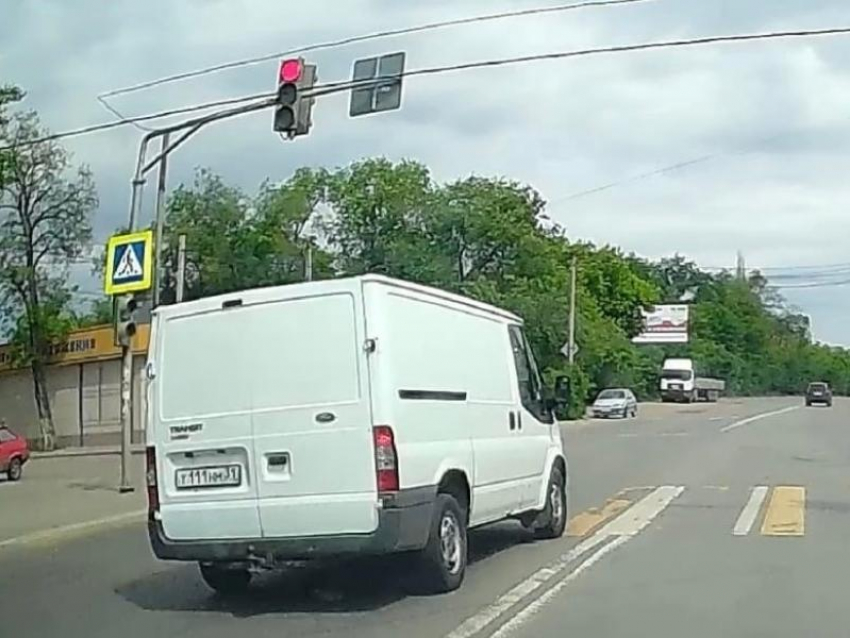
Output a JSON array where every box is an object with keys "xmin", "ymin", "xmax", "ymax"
[
  {"xmin": 0, "ymin": 103, "xmax": 96, "ymax": 448},
  {"xmin": 156, "ymin": 158, "xmax": 850, "ymax": 415}
]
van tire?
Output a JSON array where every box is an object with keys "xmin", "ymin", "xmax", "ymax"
[
  {"xmin": 199, "ymin": 562, "xmax": 252, "ymax": 596},
  {"xmin": 417, "ymin": 494, "xmax": 467, "ymax": 594},
  {"xmin": 534, "ymin": 467, "xmax": 567, "ymax": 540}
]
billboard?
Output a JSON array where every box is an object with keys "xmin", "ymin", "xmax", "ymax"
[{"xmin": 632, "ymin": 304, "xmax": 689, "ymax": 344}]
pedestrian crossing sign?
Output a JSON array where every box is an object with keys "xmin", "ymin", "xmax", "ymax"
[{"xmin": 104, "ymin": 230, "xmax": 153, "ymax": 295}]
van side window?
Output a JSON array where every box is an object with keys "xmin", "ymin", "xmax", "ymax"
[{"xmin": 508, "ymin": 326, "xmax": 552, "ymax": 423}]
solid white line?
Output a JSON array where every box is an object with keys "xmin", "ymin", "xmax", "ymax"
[
  {"xmin": 0, "ymin": 510, "xmax": 146, "ymax": 550},
  {"xmin": 444, "ymin": 534, "xmax": 608, "ymax": 638},
  {"xmin": 491, "ymin": 536, "xmax": 630, "ymax": 638},
  {"xmin": 720, "ymin": 406, "xmax": 800, "ymax": 433},
  {"xmin": 732, "ymin": 486, "xmax": 769, "ymax": 536},
  {"xmin": 444, "ymin": 485, "xmax": 684, "ymax": 638}
]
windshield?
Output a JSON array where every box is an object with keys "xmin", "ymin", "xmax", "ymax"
[
  {"xmin": 808, "ymin": 383, "xmax": 827, "ymax": 392},
  {"xmin": 662, "ymin": 369, "xmax": 692, "ymax": 381},
  {"xmin": 597, "ymin": 390, "xmax": 626, "ymax": 400}
]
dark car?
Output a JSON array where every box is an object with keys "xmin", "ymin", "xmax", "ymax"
[
  {"xmin": 0, "ymin": 426, "xmax": 29, "ymax": 481},
  {"xmin": 805, "ymin": 382, "xmax": 832, "ymax": 407}
]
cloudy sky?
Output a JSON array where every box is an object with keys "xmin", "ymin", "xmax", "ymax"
[{"xmin": 3, "ymin": 0, "xmax": 850, "ymax": 344}]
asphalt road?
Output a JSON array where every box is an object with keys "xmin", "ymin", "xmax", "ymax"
[{"xmin": 1, "ymin": 397, "xmax": 845, "ymax": 638}]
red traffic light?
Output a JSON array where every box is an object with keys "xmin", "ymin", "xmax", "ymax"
[{"xmin": 279, "ymin": 58, "xmax": 303, "ymax": 83}]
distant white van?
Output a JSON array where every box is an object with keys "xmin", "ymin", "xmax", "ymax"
[{"xmin": 145, "ymin": 275, "xmax": 569, "ymax": 594}]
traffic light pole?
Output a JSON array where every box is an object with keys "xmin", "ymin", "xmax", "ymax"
[
  {"xmin": 116, "ymin": 98, "xmax": 276, "ymax": 492},
  {"xmin": 118, "ymin": 339, "xmax": 134, "ymax": 492},
  {"xmin": 152, "ymin": 133, "xmax": 170, "ymax": 308},
  {"xmin": 115, "ymin": 77, "xmax": 377, "ymax": 492}
]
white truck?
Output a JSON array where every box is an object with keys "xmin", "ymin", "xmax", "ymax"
[
  {"xmin": 659, "ymin": 358, "xmax": 725, "ymax": 403},
  {"xmin": 145, "ymin": 275, "xmax": 569, "ymax": 595}
]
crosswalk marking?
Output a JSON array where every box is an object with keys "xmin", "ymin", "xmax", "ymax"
[
  {"xmin": 761, "ymin": 486, "xmax": 805, "ymax": 536},
  {"xmin": 733, "ymin": 486, "xmax": 769, "ymax": 536}
]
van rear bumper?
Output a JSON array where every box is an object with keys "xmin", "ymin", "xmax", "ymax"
[{"xmin": 148, "ymin": 486, "xmax": 436, "ymax": 562}]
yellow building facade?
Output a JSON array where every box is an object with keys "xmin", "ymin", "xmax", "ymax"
[{"xmin": 0, "ymin": 324, "xmax": 150, "ymax": 447}]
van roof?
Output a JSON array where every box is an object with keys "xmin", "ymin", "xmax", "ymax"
[{"xmin": 153, "ymin": 274, "xmax": 522, "ymax": 323}]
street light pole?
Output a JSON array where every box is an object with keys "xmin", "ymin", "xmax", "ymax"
[
  {"xmin": 152, "ymin": 133, "xmax": 170, "ymax": 308},
  {"xmin": 568, "ymin": 256, "xmax": 578, "ymax": 365}
]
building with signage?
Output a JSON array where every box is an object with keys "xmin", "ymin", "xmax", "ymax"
[{"xmin": 0, "ymin": 324, "xmax": 149, "ymax": 447}]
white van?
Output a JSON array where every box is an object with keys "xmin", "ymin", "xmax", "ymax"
[{"xmin": 145, "ymin": 275, "xmax": 569, "ymax": 594}]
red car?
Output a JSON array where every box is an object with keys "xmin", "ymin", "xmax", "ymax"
[{"xmin": 0, "ymin": 426, "xmax": 29, "ymax": 481}]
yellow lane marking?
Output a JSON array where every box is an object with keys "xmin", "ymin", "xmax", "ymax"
[
  {"xmin": 568, "ymin": 498, "xmax": 632, "ymax": 537},
  {"xmin": 761, "ymin": 486, "xmax": 805, "ymax": 537}
]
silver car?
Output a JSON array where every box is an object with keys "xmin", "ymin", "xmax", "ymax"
[{"xmin": 592, "ymin": 388, "xmax": 638, "ymax": 419}]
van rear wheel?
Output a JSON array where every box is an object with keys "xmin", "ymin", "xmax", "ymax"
[
  {"xmin": 417, "ymin": 494, "xmax": 467, "ymax": 594},
  {"xmin": 199, "ymin": 562, "xmax": 252, "ymax": 596}
]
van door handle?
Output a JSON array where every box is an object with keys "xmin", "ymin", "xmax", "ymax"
[
  {"xmin": 509, "ymin": 412, "xmax": 517, "ymax": 431},
  {"xmin": 516, "ymin": 412, "xmax": 523, "ymax": 430}
]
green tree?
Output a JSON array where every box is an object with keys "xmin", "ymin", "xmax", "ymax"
[
  {"xmin": 157, "ymin": 159, "xmax": 850, "ymax": 413},
  {"xmin": 0, "ymin": 108, "xmax": 96, "ymax": 449},
  {"xmin": 161, "ymin": 168, "xmax": 331, "ymax": 302}
]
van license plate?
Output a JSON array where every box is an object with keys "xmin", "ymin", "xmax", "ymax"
[{"xmin": 175, "ymin": 465, "xmax": 241, "ymax": 489}]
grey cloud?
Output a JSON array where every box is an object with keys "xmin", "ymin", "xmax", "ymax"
[{"xmin": 4, "ymin": 0, "xmax": 850, "ymax": 343}]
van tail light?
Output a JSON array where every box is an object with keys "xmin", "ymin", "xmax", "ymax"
[
  {"xmin": 145, "ymin": 447, "xmax": 159, "ymax": 518},
  {"xmin": 373, "ymin": 426, "xmax": 399, "ymax": 493}
]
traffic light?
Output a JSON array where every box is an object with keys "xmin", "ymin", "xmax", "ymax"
[
  {"xmin": 273, "ymin": 57, "xmax": 317, "ymax": 138},
  {"xmin": 115, "ymin": 294, "xmax": 138, "ymax": 347}
]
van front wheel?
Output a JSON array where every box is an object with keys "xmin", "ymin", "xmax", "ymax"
[
  {"xmin": 199, "ymin": 562, "xmax": 252, "ymax": 596},
  {"xmin": 534, "ymin": 467, "xmax": 567, "ymax": 540},
  {"xmin": 417, "ymin": 494, "xmax": 467, "ymax": 593}
]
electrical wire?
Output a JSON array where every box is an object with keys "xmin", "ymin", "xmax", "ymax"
[
  {"xmin": 702, "ymin": 262, "xmax": 850, "ymax": 273},
  {"xmin": 96, "ymin": 95, "xmax": 153, "ymax": 132},
  {"xmin": 768, "ymin": 278, "xmax": 850, "ymax": 289},
  {"xmin": 10, "ymin": 25, "xmax": 850, "ymax": 151},
  {"xmin": 762, "ymin": 268, "xmax": 850, "ymax": 281},
  {"xmin": 98, "ymin": 0, "xmax": 652, "ymax": 100},
  {"xmin": 551, "ymin": 154, "xmax": 721, "ymax": 203}
]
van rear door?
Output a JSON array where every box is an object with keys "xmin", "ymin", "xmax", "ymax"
[
  {"xmin": 151, "ymin": 306, "xmax": 262, "ymax": 541},
  {"xmin": 246, "ymin": 286, "xmax": 378, "ymax": 538}
]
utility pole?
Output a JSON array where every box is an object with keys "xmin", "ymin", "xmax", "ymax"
[
  {"xmin": 736, "ymin": 250, "xmax": 746, "ymax": 281},
  {"xmin": 305, "ymin": 242, "xmax": 313, "ymax": 282},
  {"xmin": 176, "ymin": 234, "xmax": 187, "ymax": 302},
  {"xmin": 152, "ymin": 133, "xmax": 170, "ymax": 308},
  {"xmin": 568, "ymin": 256, "xmax": 578, "ymax": 365}
]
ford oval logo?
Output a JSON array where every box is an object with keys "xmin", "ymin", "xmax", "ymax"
[{"xmin": 315, "ymin": 412, "xmax": 336, "ymax": 424}]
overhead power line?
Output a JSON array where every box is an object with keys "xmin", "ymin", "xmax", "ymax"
[
  {"xmin": 552, "ymin": 154, "xmax": 722, "ymax": 203},
  {"xmin": 702, "ymin": 261, "xmax": 850, "ymax": 273},
  {"xmin": 769, "ymin": 278, "xmax": 850, "ymax": 290},
  {"xmin": 763, "ymin": 268, "xmax": 850, "ymax": 281},
  {"xmin": 9, "ymin": 25, "xmax": 850, "ymax": 151},
  {"xmin": 99, "ymin": 0, "xmax": 651, "ymax": 100}
]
